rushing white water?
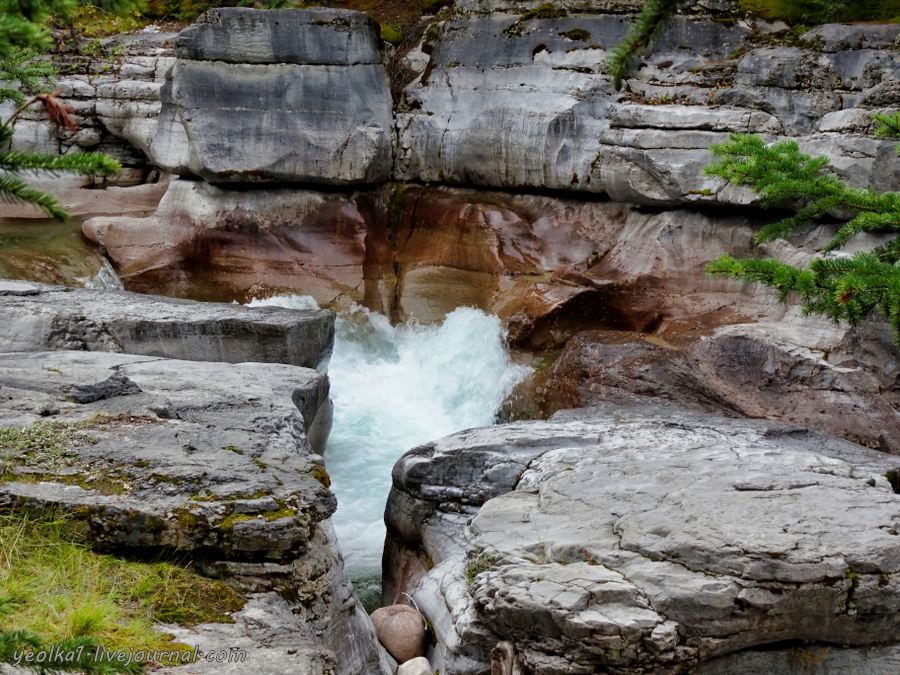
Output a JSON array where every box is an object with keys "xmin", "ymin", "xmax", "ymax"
[
  {"xmin": 248, "ymin": 296, "xmax": 529, "ymax": 596},
  {"xmin": 77, "ymin": 258, "xmax": 124, "ymax": 290}
]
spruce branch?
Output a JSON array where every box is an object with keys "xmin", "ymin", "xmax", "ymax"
[
  {"xmin": 705, "ymin": 133, "xmax": 899, "ymax": 248},
  {"xmin": 0, "ymin": 150, "xmax": 121, "ymax": 176},
  {"xmin": 605, "ymin": 0, "xmax": 685, "ymax": 90},
  {"xmin": 874, "ymin": 111, "xmax": 900, "ymax": 139},
  {"xmin": 0, "ymin": 171, "xmax": 70, "ymax": 220},
  {"xmin": 0, "ymin": 0, "xmax": 138, "ymax": 224},
  {"xmin": 0, "ymin": 49, "xmax": 56, "ymax": 105}
]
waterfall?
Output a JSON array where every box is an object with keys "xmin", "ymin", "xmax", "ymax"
[
  {"xmin": 77, "ymin": 258, "xmax": 124, "ymax": 290},
  {"xmin": 248, "ymin": 296, "xmax": 530, "ymax": 604}
]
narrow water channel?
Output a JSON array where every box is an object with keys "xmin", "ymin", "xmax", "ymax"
[
  {"xmin": 0, "ymin": 218, "xmax": 123, "ymax": 289},
  {"xmin": 248, "ymin": 295, "xmax": 530, "ymax": 608}
]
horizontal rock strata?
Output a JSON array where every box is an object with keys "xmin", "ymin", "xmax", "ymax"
[
  {"xmin": 81, "ymin": 179, "xmax": 394, "ymax": 312},
  {"xmin": 384, "ymin": 404, "xmax": 900, "ymax": 674},
  {"xmin": 0, "ymin": 350, "xmax": 388, "ymax": 675},
  {"xmin": 0, "ymin": 279, "xmax": 335, "ymax": 373},
  {"xmin": 152, "ymin": 8, "xmax": 393, "ymax": 184},
  {"xmin": 398, "ymin": 15, "xmax": 900, "ymax": 205}
]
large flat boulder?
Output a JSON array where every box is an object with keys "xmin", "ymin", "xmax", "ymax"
[
  {"xmin": 0, "ymin": 351, "xmax": 332, "ymax": 562},
  {"xmin": 384, "ymin": 404, "xmax": 900, "ymax": 674},
  {"xmin": 0, "ymin": 280, "xmax": 335, "ymax": 374},
  {"xmin": 151, "ymin": 8, "xmax": 393, "ymax": 185},
  {"xmin": 0, "ymin": 350, "xmax": 388, "ymax": 675}
]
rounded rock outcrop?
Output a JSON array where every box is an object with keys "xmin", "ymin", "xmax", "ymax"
[{"xmin": 369, "ymin": 604, "xmax": 428, "ymax": 663}]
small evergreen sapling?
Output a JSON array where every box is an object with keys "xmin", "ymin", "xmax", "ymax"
[
  {"xmin": 705, "ymin": 122, "xmax": 900, "ymax": 344},
  {"xmin": 0, "ymin": 87, "xmax": 121, "ymax": 221},
  {"xmin": 0, "ymin": 0, "xmax": 143, "ymax": 221},
  {"xmin": 606, "ymin": 0, "xmax": 685, "ymax": 89}
]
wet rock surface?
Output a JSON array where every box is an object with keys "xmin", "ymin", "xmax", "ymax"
[
  {"xmin": 384, "ymin": 404, "xmax": 900, "ymax": 674},
  {"xmin": 0, "ymin": 280, "xmax": 335, "ymax": 373},
  {"xmin": 82, "ymin": 179, "xmax": 393, "ymax": 311}
]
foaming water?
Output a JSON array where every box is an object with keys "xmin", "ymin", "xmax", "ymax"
[
  {"xmin": 248, "ymin": 296, "xmax": 529, "ymax": 596},
  {"xmin": 77, "ymin": 258, "xmax": 124, "ymax": 290}
]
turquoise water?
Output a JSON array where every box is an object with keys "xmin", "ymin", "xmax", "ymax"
[{"xmin": 248, "ymin": 296, "xmax": 529, "ymax": 603}]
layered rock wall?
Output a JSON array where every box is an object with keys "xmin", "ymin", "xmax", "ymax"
[
  {"xmin": 152, "ymin": 8, "xmax": 393, "ymax": 185},
  {"xmin": 8, "ymin": 7, "xmax": 900, "ymax": 447}
]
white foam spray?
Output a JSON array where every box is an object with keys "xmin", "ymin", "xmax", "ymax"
[{"xmin": 247, "ymin": 296, "xmax": 530, "ymax": 586}]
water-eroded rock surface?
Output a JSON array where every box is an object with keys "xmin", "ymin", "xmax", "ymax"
[{"xmin": 385, "ymin": 404, "xmax": 900, "ymax": 674}]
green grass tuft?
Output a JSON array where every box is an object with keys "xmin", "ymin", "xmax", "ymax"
[
  {"xmin": 0, "ymin": 512, "xmax": 245, "ymax": 665},
  {"xmin": 465, "ymin": 553, "xmax": 498, "ymax": 585},
  {"xmin": 522, "ymin": 3, "xmax": 567, "ymax": 20}
]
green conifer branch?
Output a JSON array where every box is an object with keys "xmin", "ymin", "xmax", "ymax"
[
  {"xmin": 874, "ymin": 111, "xmax": 900, "ymax": 139},
  {"xmin": 0, "ymin": 47, "xmax": 122, "ymax": 220},
  {"xmin": 0, "ymin": 150, "xmax": 121, "ymax": 177},
  {"xmin": 0, "ymin": 49, "xmax": 56, "ymax": 105},
  {"xmin": 605, "ymin": 0, "xmax": 685, "ymax": 90},
  {"xmin": 0, "ymin": 171, "xmax": 70, "ymax": 220},
  {"xmin": 872, "ymin": 236, "xmax": 900, "ymax": 265},
  {"xmin": 825, "ymin": 210, "xmax": 900, "ymax": 252},
  {"xmin": 707, "ymin": 252, "xmax": 900, "ymax": 339}
]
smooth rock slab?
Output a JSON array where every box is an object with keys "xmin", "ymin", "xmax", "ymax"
[
  {"xmin": 385, "ymin": 404, "xmax": 900, "ymax": 674},
  {"xmin": 81, "ymin": 179, "xmax": 390, "ymax": 312},
  {"xmin": 174, "ymin": 8, "xmax": 383, "ymax": 65},
  {"xmin": 0, "ymin": 350, "xmax": 332, "ymax": 563},
  {"xmin": 152, "ymin": 8, "xmax": 393, "ymax": 185},
  {"xmin": 0, "ymin": 280, "xmax": 335, "ymax": 373}
]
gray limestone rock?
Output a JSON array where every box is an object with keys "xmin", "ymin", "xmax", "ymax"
[
  {"xmin": 158, "ymin": 524, "xmax": 394, "ymax": 675},
  {"xmin": 156, "ymin": 593, "xmax": 340, "ymax": 675},
  {"xmin": 396, "ymin": 12, "xmax": 900, "ymax": 206},
  {"xmin": 801, "ymin": 23, "xmax": 900, "ymax": 52},
  {"xmin": 0, "ymin": 350, "xmax": 332, "ymax": 561},
  {"xmin": 396, "ymin": 15, "xmax": 750, "ymax": 195},
  {"xmin": 0, "ymin": 280, "xmax": 335, "ymax": 373},
  {"xmin": 695, "ymin": 643, "xmax": 900, "ymax": 675},
  {"xmin": 174, "ymin": 8, "xmax": 383, "ymax": 65},
  {"xmin": 0, "ymin": 350, "xmax": 387, "ymax": 675},
  {"xmin": 151, "ymin": 8, "xmax": 393, "ymax": 185},
  {"xmin": 384, "ymin": 404, "xmax": 900, "ymax": 674}
]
